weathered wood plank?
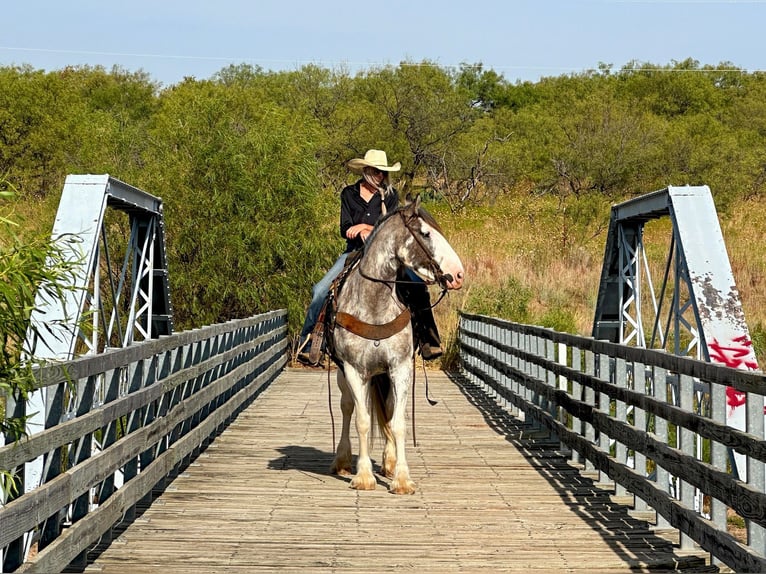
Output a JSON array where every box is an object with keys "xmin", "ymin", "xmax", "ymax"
[{"xmin": 81, "ymin": 368, "xmax": 710, "ymax": 573}]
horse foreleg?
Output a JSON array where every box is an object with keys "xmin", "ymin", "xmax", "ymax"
[
  {"xmin": 388, "ymin": 368, "xmax": 416, "ymax": 495},
  {"xmin": 346, "ymin": 370, "xmax": 376, "ymax": 490},
  {"xmin": 330, "ymin": 372, "xmax": 354, "ymax": 476}
]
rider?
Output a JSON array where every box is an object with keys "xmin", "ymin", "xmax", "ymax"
[{"xmin": 297, "ymin": 149, "xmax": 443, "ymax": 365}]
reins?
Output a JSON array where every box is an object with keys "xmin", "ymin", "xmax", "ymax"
[
  {"xmin": 327, "ymin": 365, "xmax": 336, "ymax": 453},
  {"xmin": 357, "ymin": 210, "xmax": 453, "ymax": 308},
  {"xmin": 410, "ymin": 353, "xmax": 439, "ymax": 448}
]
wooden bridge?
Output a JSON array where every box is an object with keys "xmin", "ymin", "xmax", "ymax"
[
  {"xmin": 5, "ymin": 180, "xmax": 766, "ymax": 572},
  {"xmin": 77, "ymin": 368, "xmax": 706, "ymax": 573},
  {"xmin": 5, "ymin": 306, "xmax": 766, "ymax": 572}
]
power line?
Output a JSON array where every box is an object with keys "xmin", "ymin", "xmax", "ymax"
[{"xmin": 0, "ymin": 45, "xmax": 763, "ymax": 77}]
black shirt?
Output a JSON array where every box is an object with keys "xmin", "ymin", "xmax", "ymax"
[{"xmin": 339, "ymin": 180, "xmax": 399, "ymax": 252}]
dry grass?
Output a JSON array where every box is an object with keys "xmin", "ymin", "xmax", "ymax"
[
  {"xmin": 722, "ymin": 197, "xmax": 766, "ymax": 334},
  {"xmin": 430, "ymin": 190, "xmax": 766, "ymax": 369}
]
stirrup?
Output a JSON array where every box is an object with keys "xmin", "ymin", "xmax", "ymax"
[{"xmin": 309, "ymin": 326, "xmax": 325, "ymax": 364}]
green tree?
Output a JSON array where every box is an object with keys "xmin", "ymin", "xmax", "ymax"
[
  {"xmin": 0, "ymin": 66, "xmax": 82, "ymax": 198},
  {"xmin": 139, "ymin": 79, "xmax": 337, "ymax": 332},
  {"xmin": 60, "ymin": 65, "xmax": 160, "ymax": 182},
  {"xmin": 354, "ymin": 62, "xmax": 478, "ymax": 189}
]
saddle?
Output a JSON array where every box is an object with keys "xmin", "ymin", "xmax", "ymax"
[{"xmin": 308, "ymin": 250, "xmax": 412, "ymax": 366}]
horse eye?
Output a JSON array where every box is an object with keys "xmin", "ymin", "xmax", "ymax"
[{"xmin": 421, "ymin": 230, "xmax": 431, "ymax": 238}]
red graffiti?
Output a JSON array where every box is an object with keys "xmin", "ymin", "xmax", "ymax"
[
  {"xmin": 708, "ymin": 335, "xmax": 759, "ymax": 371},
  {"xmin": 726, "ymin": 386, "xmax": 746, "ymax": 409},
  {"xmin": 709, "ymin": 335, "xmax": 762, "ymax": 413}
]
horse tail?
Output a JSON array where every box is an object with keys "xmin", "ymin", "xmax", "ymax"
[{"xmin": 368, "ymin": 374, "xmax": 392, "ymax": 445}]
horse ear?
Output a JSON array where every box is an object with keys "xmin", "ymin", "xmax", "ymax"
[{"xmin": 403, "ymin": 193, "xmax": 421, "ymax": 215}]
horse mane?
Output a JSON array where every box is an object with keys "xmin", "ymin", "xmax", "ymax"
[
  {"xmin": 415, "ymin": 206, "xmax": 443, "ymax": 234},
  {"xmin": 367, "ymin": 199, "xmax": 444, "ymax": 248}
]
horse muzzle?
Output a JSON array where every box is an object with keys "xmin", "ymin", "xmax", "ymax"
[{"xmin": 439, "ymin": 269, "xmax": 464, "ymax": 290}]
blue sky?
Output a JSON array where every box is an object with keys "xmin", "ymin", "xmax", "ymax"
[{"xmin": 2, "ymin": 0, "xmax": 764, "ymax": 87}]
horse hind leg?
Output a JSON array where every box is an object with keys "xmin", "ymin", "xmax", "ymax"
[
  {"xmin": 376, "ymin": 375, "xmax": 396, "ymax": 478},
  {"xmin": 388, "ymin": 368, "xmax": 416, "ymax": 495},
  {"xmin": 330, "ymin": 371, "xmax": 354, "ymax": 477},
  {"xmin": 381, "ymin": 422, "xmax": 396, "ymax": 479}
]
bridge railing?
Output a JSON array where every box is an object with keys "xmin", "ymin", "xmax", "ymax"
[
  {"xmin": 1, "ymin": 309, "xmax": 287, "ymax": 573},
  {"xmin": 458, "ymin": 312, "xmax": 766, "ymax": 573}
]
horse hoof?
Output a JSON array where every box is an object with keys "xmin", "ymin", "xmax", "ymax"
[
  {"xmin": 332, "ymin": 465, "xmax": 353, "ymax": 477},
  {"xmin": 330, "ymin": 460, "xmax": 353, "ymax": 476},
  {"xmin": 389, "ymin": 478, "xmax": 416, "ymax": 495},
  {"xmin": 350, "ymin": 473, "xmax": 377, "ymax": 490}
]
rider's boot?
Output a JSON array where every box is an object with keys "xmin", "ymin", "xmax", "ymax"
[
  {"xmin": 410, "ymin": 302, "xmax": 443, "ymax": 361},
  {"xmin": 416, "ymin": 314, "xmax": 443, "ymax": 361}
]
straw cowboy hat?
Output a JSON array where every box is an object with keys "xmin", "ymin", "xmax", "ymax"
[{"xmin": 347, "ymin": 149, "xmax": 401, "ymax": 173}]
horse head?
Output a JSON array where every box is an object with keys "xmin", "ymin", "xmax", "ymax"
[{"xmin": 397, "ymin": 195, "xmax": 464, "ymax": 290}]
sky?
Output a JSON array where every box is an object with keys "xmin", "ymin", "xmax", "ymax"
[{"xmin": 2, "ymin": 0, "xmax": 765, "ymax": 87}]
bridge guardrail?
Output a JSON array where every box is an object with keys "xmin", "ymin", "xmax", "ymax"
[
  {"xmin": 458, "ymin": 311, "xmax": 766, "ymax": 573},
  {"xmin": 1, "ymin": 309, "xmax": 287, "ymax": 573}
]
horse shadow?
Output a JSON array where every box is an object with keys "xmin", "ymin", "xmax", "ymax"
[{"xmin": 268, "ymin": 445, "xmax": 388, "ymax": 487}]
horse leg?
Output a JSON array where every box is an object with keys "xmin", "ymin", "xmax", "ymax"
[
  {"xmin": 381, "ymin": 386, "xmax": 396, "ymax": 478},
  {"xmin": 388, "ymin": 365, "xmax": 416, "ymax": 495},
  {"xmin": 330, "ymin": 371, "xmax": 354, "ymax": 476},
  {"xmin": 345, "ymin": 369, "xmax": 376, "ymax": 490}
]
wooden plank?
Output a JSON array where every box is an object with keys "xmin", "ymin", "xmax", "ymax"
[
  {"xmin": 79, "ymin": 369, "xmax": 709, "ymax": 573},
  {"xmin": 464, "ymin": 337, "xmax": 766, "ymax": 511},
  {"xmin": 465, "ymin": 358, "xmax": 764, "ymax": 570},
  {"xmin": 0, "ymin": 342, "xmax": 284, "ymax": 549}
]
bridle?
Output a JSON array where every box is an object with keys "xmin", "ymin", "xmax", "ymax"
[{"xmin": 358, "ymin": 209, "xmax": 455, "ymax": 301}]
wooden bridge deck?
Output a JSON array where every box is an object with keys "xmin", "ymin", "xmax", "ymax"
[{"xmin": 82, "ymin": 368, "xmax": 711, "ymax": 573}]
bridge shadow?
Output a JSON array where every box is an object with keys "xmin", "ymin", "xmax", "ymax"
[{"xmin": 445, "ymin": 371, "xmax": 715, "ymax": 573}]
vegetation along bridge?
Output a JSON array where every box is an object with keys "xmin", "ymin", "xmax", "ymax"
[{"xmin": 3, "ymin": 176, "xmax": 766, "ymax": 572}]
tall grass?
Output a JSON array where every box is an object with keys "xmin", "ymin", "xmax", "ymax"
[{"xmin": 429, "ymin": 190, "xmax": 766, "ymax": 369}]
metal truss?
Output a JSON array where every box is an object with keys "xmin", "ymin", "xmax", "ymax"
[
  {"xmin": 593, "ymin": 186, "xmax": 751, "ymax": 362},
  {"xmin": 592, "ymin": 184, "xmax": 759, "ymax": 485},
  {"xmin": 613, "ymin": 217, "xmax": 700, "ymax": 358},
  {"xmin": 27, "ymin": 174, "xmax": 173, "ymax": 359}
]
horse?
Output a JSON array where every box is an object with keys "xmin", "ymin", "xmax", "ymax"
[{"xmin": 328, "ymin": 195, "xmax": 464, "ymax": 494}]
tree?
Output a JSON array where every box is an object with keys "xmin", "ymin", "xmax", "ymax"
[{"xmin": 137, "ymin": 79, "xmax": 337, "ymax": 333}]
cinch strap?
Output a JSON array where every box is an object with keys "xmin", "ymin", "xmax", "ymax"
[{"xmin": 335, "ymin": 308, "xmax": 411, "ymax": 340}]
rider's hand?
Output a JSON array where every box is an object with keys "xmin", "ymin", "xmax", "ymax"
[{"xmin": 347, "ymin": 224, "xmax": 373, "ymax": 241}]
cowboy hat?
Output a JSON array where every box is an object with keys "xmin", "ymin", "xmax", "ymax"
[{"xmin": 347, "ymin": 149, "xmax": 401, "ymax": 173}]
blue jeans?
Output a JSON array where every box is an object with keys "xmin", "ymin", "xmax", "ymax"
[{"xmin": 299, "ymin": 252, "xmax": 349, "ymax": 343}]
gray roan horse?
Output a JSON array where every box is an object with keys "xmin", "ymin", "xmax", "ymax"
[{"xmin": 329, "ymin": 196, "xmax": 464, "ymax": 494}]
